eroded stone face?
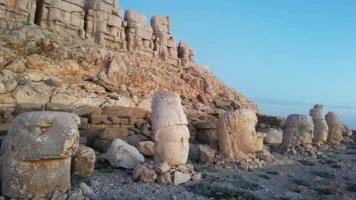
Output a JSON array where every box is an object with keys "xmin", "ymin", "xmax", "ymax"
[
  {"xmin": 325, "ymin": 112, "xmax": 343, "ymax": 145},
  {"xmin": 216, "ymin": 109, "xmax": 259, "ymax": 159},
  {"xmin": 153, "ymin": 125, "xmax": 190, "ymax": 165},
  {"xmin": 309, "ymin": 104, "xmax": 328, "ymax": 143},
  {"xmin": 152, "ymin": 90, "xmax": 190, "ymax": 165},
  {"xmin": 282, "ymin": 114, "xmax": 314, "ymax": 148},
  {"xmin": 1, "ymin": 111, "xmax": 80, "ymax": 199}
]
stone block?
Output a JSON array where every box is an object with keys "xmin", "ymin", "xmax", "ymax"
[
  {"xmin": 72, "ymin": 145, "xmax": 95, "ymax": 177},
  {"xmin": 71, "ymin": 105, "xmax": 94, "ymax": 116},
  {"xmin": 78, "ymin": 117, "xmax": 89, "ymax": 130},
  {"xmin": 87, "ymin": 113, "xmax": 103, "ymax": 124},
  {"xmin": 199, "ymin": 145, "xmax": 215, "ymax": 164},
  {"xmin": 138, "ymin": 141, "xmax": 154, "ymax": 157},
  {"xmin": 154, "ymin": 161, "xmax": 170, "ymax": 175},
  {"xmin": 98, "ymin": 127, "xmax": 128, "ymax": 140},
  {"xmin": 14, "ymin": 103, "xmax": 43, "ymax": 115},
  {"xmin": 61, "ymin": 1, "xmax": 83, "ymax": 12},
  {"xmin": 108, "ymin": 14, "xmax": 122, "ymax": 28},
  {"xmin": 92, "ymin": 138, "xmax": 112, "ymax": 153},
  {"xmin": 108, "ymin": 116, "xmax": 130, "ymax": 125},
  {"xmin": 102, "ymin": 106, "xmax": 147, "ymax": 119},
  {"xmin": 45, "ymin": 103, "xmax": 71, "ymax": 112}
]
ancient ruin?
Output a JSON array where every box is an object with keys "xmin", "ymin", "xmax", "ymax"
[
  {"xmin": 309, "ymin": 104, "xmax": 328, "ymax": 143},
  {"xmin": 216, "ymin": 109, "xmax": 261, "ymax": 159},
  {"xmin": 1, "ymin": 111, "xmax": 80, "ymax": 199}
]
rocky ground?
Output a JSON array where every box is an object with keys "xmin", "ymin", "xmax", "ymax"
[{"xmin": 68, "ymin": 136, "xmax": 356, "ymax": 200}]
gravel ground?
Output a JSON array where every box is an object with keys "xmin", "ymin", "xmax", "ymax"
[{"xmin": 71, "ymin": 137, "xmax": 356, "ymax": 200}]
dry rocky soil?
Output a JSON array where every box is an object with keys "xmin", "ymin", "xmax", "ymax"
[{"xmin": 69, "ymin": 136, "xmax": 356, "ymax": 200}]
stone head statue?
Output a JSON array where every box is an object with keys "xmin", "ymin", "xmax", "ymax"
[
  {"xmin": 325, "ymin": 111, "xmax": 343, "ymax": 145},
  {"xmin": 217, "ymin": 109, "xmax": 259, "ymax": 159},
  {"xmin": 282, "ymin": 114, "xmax": 314, "ymax": 148}
]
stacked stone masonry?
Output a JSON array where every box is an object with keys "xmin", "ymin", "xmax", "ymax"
[{"xmin": 0, "ymin": 0, "xmax": 197, "ymax": 68}]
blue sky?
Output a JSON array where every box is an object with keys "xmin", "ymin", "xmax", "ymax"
[{"xmin": 120, "ymin": 0, "xmax": 356, "ymax": 129}]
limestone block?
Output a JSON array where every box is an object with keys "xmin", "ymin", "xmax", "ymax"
[
  {"xmin": 217, "ymin": 110, "xmax": 259, "ymax": 159},
  {"xmin": 65, "ymin": 0, "xmax": 85, "ymax": 7},
  {"xmin": 260, "ymin": 128, "xmax": 283, "ymax": 144},
  {"xmin": 325, "ymin": 112, "xmax": 343, "ymax": 145},
  {"xmin": 12, "ymin": 84, "xmax": 52, "ymax": 104},
  {"xmin": 282, "ymin": 114, "xmax": 314, "ymax": 148},
  {"xmin": 125, "ymin": 10, "xmax": 147, "ymax": 24},
  {"xmin": 154, "ymin": 161, "xmax": 170, "ymax": 175},
  {"xmin": 103, "ymin": 139, "xmax": 144, "ymax": 169},
  {"xmin": 98, "ymin": 127, "xmax": 128, "ymax": 140},
  {"xmin": 102, "ymin": 106, "xmax": 147, "ymax": 119},
  {"xmin": 73, "ymin": 145, "xmax": 96, "ymax": 177},
  {"xmin": 1, "ymin": 112, "xmax": 80, "ymax": 199},
  {"xmin": 157, "ymin": 172, "xmax": 172, "ymax": 185},
  {"xmin": 153, "ymin": 125, "xmax": 190, "ymax": 165},
  {"xmin": 50, "ymin": 0, "xmax": 62, "ymax": 9},
  {"xmin": 152, "ymin": 89, "xmax": 188, "ymax": 130},
  {"xmin": 61, "ymin": 1, "xmax": 83, "ymax": 13},
  {"xmin": 309, "ymin": 104, "xmax": 328, "ymax": 143},
  {"xmin": 108, "ymin": 14, "xmax": 122, "ymax": 28}
]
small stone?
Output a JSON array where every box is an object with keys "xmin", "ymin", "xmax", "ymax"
[
  {"xmin": 79, "ymin": 182, "xmax": 93, "ymax": 197},
  {"xmin": 132, "ymin": 164, "xmax": 157, "ymax": 183},
  {"xmin": 154, "ymin": 161, "xmax": 170, "ymax": 175},
  {"xmin": 45, "ymin": 77, "xmax": 63, "ymax": 87},
  {"xmin": 178, "ymin": 165, "xmax": 188, "ymax": 172},
  {"xmin": 1, "ymin": 69, "xmax": 14, "ymax": 79},
  {"xmin": 186, "ymin": 164, "xmax": 194, "ymax": 173},
  {"xmin": 6, "ymin": 60, "xmax": 26, "ymax": 73},
  {"xmin": 192, "ymin": 173, "xmax": 202, "ymax": 182},
  {"xmin": 4, "ymin": 78, "xmax": 17, "ymax": 92},
  {"xmin": 157, "ymin": 172, "xmax": 173, "ymax": 185},
  {"xmin": 27, "ymin": 72, "xmax": 43, "ymax": 81},
  {"xmin": 138, "ymin": 141, "xmax": 154, "ymax": 156},
  {"xmin": 199, "ymin": 145, "xmax": 215, "ymax": 164},
  {"xmin": 173, "ymin": 171, "xmax": 191, "ymax": 185},
  {"xmin": 0, "ymin": 83, "xmax": 6, "ymax": 93}
]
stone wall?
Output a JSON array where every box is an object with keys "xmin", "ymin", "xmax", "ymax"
[
  {"xmin": 256, "ymin": 114, "xmax": 286, "ymax": 129},
  {"xmin": 0, "ymin": 103, "xmax": 152, "ymax": 153},
  {"xmin": 0, "ymin": 0, "xmax": 198, "ymax": 68}
]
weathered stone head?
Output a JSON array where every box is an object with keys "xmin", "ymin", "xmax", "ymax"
[
  {"xmin": 2, "ymin": 112, "xmax": 80, "ymax": 199},
  {"xmin": 325, "ymin": 112, "xmax": 343, "ymax": 145},
  {"xmin": 309, "ymin": 104, "xmax": 328, "ymax": 143},
  {"xmin": 216, "ymin": 109, "xmax": 259, "ymax": 159},
  {"xmin": 152, "ymin": 90, "xmax": 190, "ymax": 165},
  {"xmin": 282, "ymin": 114, "xmax": 314, "ymax": 148}
]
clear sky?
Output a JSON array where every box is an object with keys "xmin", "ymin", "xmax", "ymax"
[{"xmin": 120, "ymin": 0, "xmax": 356, "ymax": 129}]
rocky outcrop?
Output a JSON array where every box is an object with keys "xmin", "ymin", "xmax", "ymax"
[
  {"xmin": 309, "ymin": 104, "xmax": 328, "ymax": 143},
  {"xmin": 152, "ymin": 90, "xmax": 190, "ymax": 165},
  {"xmin": 1, "ymin": 111, "xmax": 80, "ymax": 199},
  {"xmin": 0, "ymin": 0, "xmax": 260, "ymax": 117},
  {"xmin": 216, "ymin": 109, "xmax": 259, "ymax": 159}
]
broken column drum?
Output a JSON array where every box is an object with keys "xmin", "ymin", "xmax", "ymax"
[
  {"xmin": 216, "ymin": 109, "xmax": 260, "ymax": 159},
  {"xmin": 152, "ymin": 90, "xmax": 190, "ymax": 165},
  {"xmin": 1, "ymin": 111, "xmax": 80, "ymax": 199}
]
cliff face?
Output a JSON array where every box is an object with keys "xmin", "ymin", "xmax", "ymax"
[{"xmin": 0, "ymin": 0, "xmax": 260, "ymax": 117}]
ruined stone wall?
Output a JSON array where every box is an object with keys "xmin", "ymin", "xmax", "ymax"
[
  {"xmin": 0, "ymin": 0, "xmax": 198, "ymax": 68},
  {"xmin": 256, "ymin": 114, "xmax": 286, "ymax": 129}
]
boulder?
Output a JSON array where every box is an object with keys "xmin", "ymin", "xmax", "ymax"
[
  {"xmin": 260, "ymin": 128, "xmax": 283, "ymax": 144},
  {"xmin": 103, "ymin": 139, "xmax": 144, "ymax": 169},
  {"xmin": 138, "ymin": 141, "xmax": 154, "ymax": 156},
  {"xmin": 173, "ymin": 171, "xmax": 191, "ymax": 185},
  {"xmin": 309, "ymin": 104, "xmax": 328, "ymax": 143},
  {"xmin": 1, "ymin": 112, "xmax": 80, "ymax": 199},
  {"xmin": 282, "ymin": 114, "xmax": 314, "ymax": 148},
  {"xmin": 216, "ymin": 110, "xmax": 259, "ymax": 159},
  {"xmin": 132, "ymin": 164, "xmax": 157, "ymax": 183},
  {"xmin": 199, "ymin": 145, "xmax": 215, "ymax": 164},
  {"xmin": 73, "ymin": 145, "xmax": 96, "ymax": 177},
  {"xmin": 325, "ymin": 112, "xmax": 343, "ymax": 145}
]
